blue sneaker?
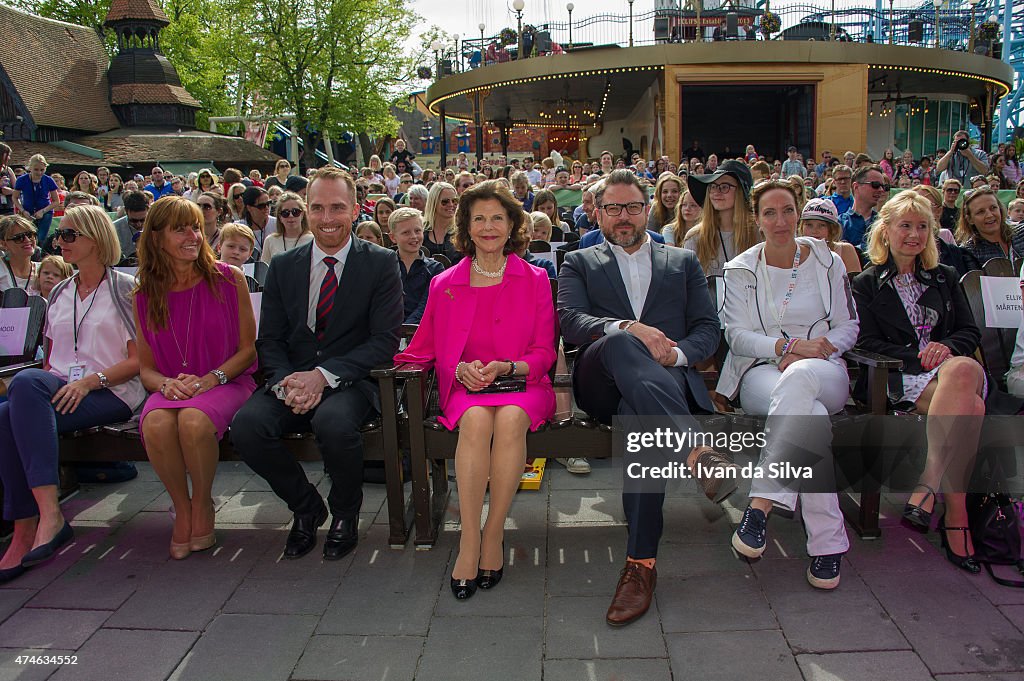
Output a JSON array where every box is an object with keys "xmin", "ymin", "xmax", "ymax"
[
  {"xmin": 732, "ymin": 506, "xmax": 767, "ymax": 558},
  {"xmin": 807, "ymin": 553, "xmax": 843, "ymax": 589}
]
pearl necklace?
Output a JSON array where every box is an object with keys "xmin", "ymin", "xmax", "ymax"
[{"xmin": 472, "ymin": 256, "xmax": 507, "ymax": 279}]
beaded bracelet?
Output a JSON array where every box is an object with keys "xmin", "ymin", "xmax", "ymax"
[{"xmin": 455, "ymin": 361, "xmax": 468, "ymax": 386}]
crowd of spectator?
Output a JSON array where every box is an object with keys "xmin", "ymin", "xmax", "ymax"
[{"xmin": 1, "ymin": 134, "xmax": 1023, "ymax": 621}]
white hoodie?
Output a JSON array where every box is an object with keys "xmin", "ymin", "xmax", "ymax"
[{"xmin": 716, "ymin": 236, "xmax": 859, "ymax": 401}]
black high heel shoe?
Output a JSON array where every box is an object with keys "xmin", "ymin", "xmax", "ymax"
[
  {"xmin": 938, "ymin": 520, "xmax": 981, "ymax": 574},
  {"xmin": 902, "ymin": 483, "xmax": 936, "ymax": 531},
  {"xmin": 451, "ymin": 576, "xmax": 478, "ymax": 600},
  {"xmin": 476, "ymin": 542, "xmax": 504, "ymax": 590}
]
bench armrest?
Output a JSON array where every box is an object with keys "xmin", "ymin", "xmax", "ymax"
[
  {"xmin": 0, "ymin": 360, "xmax": 43, "ymax": 379},
  {"xmin": 843, "ymin": 348, "xmax": 903, "ymax": 370}
]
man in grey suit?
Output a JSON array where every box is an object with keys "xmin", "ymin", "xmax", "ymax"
[
  {"xmin": 557, "ymin": 169, "xmax": 737, "ymax": 627},
  {"xmin": 232, "ymin": 167, "xmax": 403, "ymax": 562}
]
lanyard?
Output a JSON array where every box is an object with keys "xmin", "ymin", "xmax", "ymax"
[
  {"xmin": 72, "ymin": 270, "xmax": 106, "ymax": 361},
  {"xmin": 3, "ymin": 258, "xmax": 30, "ymax": 290},
  {"xmin": 760, "ymin": 244, "xmax": 802, "ymax": 339}
]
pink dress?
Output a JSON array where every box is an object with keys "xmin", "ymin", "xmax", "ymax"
[
  {"xmin": 137, "ymin": 262, "xmax": 257, "ymax": 438},
  {"xmin": 437, "ymin": 284, "xmax": 555, "ymax": 431}
]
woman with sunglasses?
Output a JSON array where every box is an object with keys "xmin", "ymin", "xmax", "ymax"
[
  {"xmin": 226, "ymin": 183, "xmax": 246, "ymax": 223},
  {"xmin": 261, "ymin": 191, "xmax": 312, "ymax": 263},
  {"xmin": 189, "ymin": 169, "xmax": 218, "ymax": 203},
  {"xmin": 134, "ymin": 196, "xmax": 257, "ymax": 560},
  {"xmin": 196, "ymin": 192, "xmax": 227, "ymax": 249},
  {"xmin": 0, "ymin": 205, "xmax": 144, "ymax": 582},
  {"xmin": 956, "ymin": 187, "xmax": 1024, "ymax": 264},
  {"xmin": 0, "ymin": 215, "xmax": 39, "ymax": 292},
  {"xmin": 238, "ymin": 186, "xmax": 275, "ymax": 255},
  {"xmin": 423, "ymin": 181, "xmax": 462, "ymax": 264}
]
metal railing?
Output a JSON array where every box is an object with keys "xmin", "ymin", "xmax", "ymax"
[{"xmin": 439, "ymin": 0, "xmax": 1003, "ymax": 73}]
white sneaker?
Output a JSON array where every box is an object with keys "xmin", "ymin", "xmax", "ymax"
[{"xmin": 556, "ymin": 457, "xmax": 592, "ymax": 474}]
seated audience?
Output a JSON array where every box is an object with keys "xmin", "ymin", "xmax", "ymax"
[
  {"xmin": 797, "ymin": 198, "xmax": 862, "ymax": 274},
  {"xmin": 683, "ymin": 160, "xmax": 760, "ymax": 276},
  {"xmin": 134, "ymin": 196, "xmax": 257, "ymax": 559},
  {"xmin": 647, "ymin": 174, "xmax": 683, "ymax": 233},
  {"xmin": 112, "ymin": 190, "xmax": 152, "ymax": 262},
  {"xmin": 391, "ymin": 207, "xmax": 443, "ymax": 324},
  {"xmin": 720, "ymin": 180, "xmax": 859, "ymax": 589},
  {"xmin": 196, "ymin": 192, "xmax": 227, "ymax": 249},
  {"xmin": 661, "ymin": 189, "xmax": 701, "ymax": 248},
  {"xmin": 0, "ymin": 215, "xmax": 39, "ymax": 292},
  {"xmin": 395, "ymin": 180, "xmax": 556, "ymax": 600},
  {"xmin": 956, "ymin": 187, "xmax": 1024, "ymax": 263},
  {"xmin": 912, "ymin": 185, "xmax": 980, "ymax": 276},
  {"xmin": 355, "ymin": 221, "xmax": 384, "ymax": 246},
  {"xmin": 0, "ymin": 205, "xmax": 144, "ymax": 582},
  {"xmin": 32, "ymin": 254, "xmax": 72, "ymax": 299},
  {"xmin": 261, "ymin": 192, "xmax": 313, "ymax": 263},
  {"xmin": 216, "ymin": 223, "xmax": 257, "ymax": 268},
  {"xmin": 423, "ymin": 182, "xmax": 462, "ymax": 264}
]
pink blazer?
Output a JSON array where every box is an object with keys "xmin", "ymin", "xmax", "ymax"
[{"xmin": 394, "ymin": 254, "xmax": 557, "ymax": 415}]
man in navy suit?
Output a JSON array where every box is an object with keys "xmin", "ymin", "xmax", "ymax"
[
  {"xmin": 557, "ymin": 169, "xmax": 736, "ymax": 627},
  {"xmin": 233, "ymin": 167, "xmax": 403, "ymax": 561}
]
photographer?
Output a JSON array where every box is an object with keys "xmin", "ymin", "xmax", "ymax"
[{"xmin": 936, "ymin": 131, "xmax": 989, "ymax": 185}]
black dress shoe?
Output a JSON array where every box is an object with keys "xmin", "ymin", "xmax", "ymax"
[
  {"xmin": 451, "ymin": 576, "xmax": 478, "ymax": 600},
  {"xmin": 0, "ymin": 564, "xmax": 26, "ymax": 584},
  {"xmin": 283, "ymin": 504, "xmax": 328, "ymax": 560},
  {"xmin": 20, "ymin": 522, "xmax": 74, "ymax": 568},
  {"xmin": 475, "ymin": 566, "xmax": 503, "ymax": 590},
  {"xmin": 323, "ymin": 517, "xmax": 358, "ymax": 561}
]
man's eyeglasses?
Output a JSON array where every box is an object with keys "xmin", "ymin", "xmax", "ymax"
[
  {"xmin": 279, "ymin": 208, "xmax": 304, "ymax": 218},
  {"xmin": 4, "ymin": 232, "xmax": 36, "ymax": 244},
  {"xmin": 440, "ymin": 198, "xmax": 458, "ymax": 207},
  {"xmin": 600, "ymin": 202, "xmax": 645, "ymax": 216},
  {"xmin": 708, "ymin": 182, "xmax": 737, "ymax": 195},
  {"xmin": 55, "ymin": 228, "xmax": 82, "ymax": 243}
]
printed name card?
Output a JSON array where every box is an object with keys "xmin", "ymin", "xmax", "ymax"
[
  {"xmin": 250, "ymin": 292, "xmax": 262, "ymax": 328},
  {"xmin": 114, "ymin": 267, "xmax": 138, "ymax": 279},
  {"xmin": 243, "ymin": 263, "xmax": 255, "ymax": 277},
  {"xmin": 0, "ymin": 307, "xmax": 30, "ymax": 356},
  {"xmin": 980, "ymin": 276, "xmax": 1023, "ymax": 329}
]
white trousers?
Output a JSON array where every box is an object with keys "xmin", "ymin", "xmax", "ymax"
[{"xmin": 739, "ymin": 359, "xmax": 851, "ymax": 556}]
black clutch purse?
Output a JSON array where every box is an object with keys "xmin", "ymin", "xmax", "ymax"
[{"xmin": 467, "ymin": 376, "xmax": 527, "ymax": 394}]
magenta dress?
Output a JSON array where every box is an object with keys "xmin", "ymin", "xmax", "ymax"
[
  {"xmin": 437, "ymin": 284, "xmax": 555, "ymax": 431},
  {"xmin": 137, "ymin": 262, "xmax": 257, "ymax": 438}
]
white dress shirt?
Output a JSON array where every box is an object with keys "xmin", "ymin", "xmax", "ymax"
[
  {"xmin": 602, "ymin": 235, "xmax": 688, "ymax": 366},
  {"xmin": 307, "ymin": 236, "xmax": 353, "ymax": 387}
]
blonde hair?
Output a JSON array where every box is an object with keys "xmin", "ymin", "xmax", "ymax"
[
  {"xmin": 957, "ymin": 187, "xmax": 1010, "ymax": 245},
  {"xmin": 867, "ymin": 191, "xmax": 939, "ymax": 269},
  {"xmin": 219, "ymin": 222, "xmax": 256, "ymax": 248},
  {"xmin": 61, "ymin": 204, "xmax": 122, "ymax": 266},
  {"xmin": 529, "ymin": 211, "xmax": 553, "ymax": 241},
  {"xmin": 424, "ymin": 182, "xmax": 457, "ymax": 232},
  {"xmin": 355, "ymin": 221, "xmax": 383, "ymax": 242},
  {"xmin": 34, "ymin": 254, "xmax": 72, "ymax": 292},
  {"xmin": 27, "ymin": 153, "xmax": 47, "ymax": 169}
]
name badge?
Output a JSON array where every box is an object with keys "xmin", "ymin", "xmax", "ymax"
[{"xmin": 68, "ymin": 363, "xmax": 87, "ymax": 383}]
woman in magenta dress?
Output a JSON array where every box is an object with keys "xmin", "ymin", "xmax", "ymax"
[
  {"xmin": 134, "ymin": 196, "xmax": 257, "ymax": 560},
  {"xmin": 396, "ymin": 180, "xmax": 556, "ymax": 601}
]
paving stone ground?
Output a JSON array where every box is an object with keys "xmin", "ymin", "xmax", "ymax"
[{"xmin": 1, "ymin": 459, "xmax": 1022, "ymax": 681}]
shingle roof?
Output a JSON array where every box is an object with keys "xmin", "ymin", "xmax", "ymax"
[
  {"xmin": 3, "ymin": 140, "xmax": 110, "ymax": 168},
  {"xmin": 111, "ymin": 83, "xmax": 200, "ymax": 108},
  {"xmin": 73, "ymin": 131, "xmax": 282, "ymax": 166},
  {"xmin": 104, "ymin": 0, "xmax": 169, "ymax": 25},
  {"xmin": 0, "ymin": 4, "xmax": 119, "ymax": 133}
]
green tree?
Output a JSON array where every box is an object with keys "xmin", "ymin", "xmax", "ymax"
[{"xmin": 229, "ymin": 0, "xmax": 420, "ymax": 169}]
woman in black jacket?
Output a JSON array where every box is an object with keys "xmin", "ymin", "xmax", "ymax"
[{"xmin": 852, "ymin": 191, "xmax": 985, "ymax": 574}]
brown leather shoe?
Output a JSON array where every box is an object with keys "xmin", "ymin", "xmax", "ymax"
[
  {"xmin": 693, "ymin": 449, "xmax": 739, "ymax": 503},
  {"xmin": 606, "ymin": 561, "xmax": 657, "ymax": 627}
]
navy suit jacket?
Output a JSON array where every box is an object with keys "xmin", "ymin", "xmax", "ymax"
[
  {"xmin": 256, "ymin": 236, "xmax": 404, "ymax": 409},
  {"xmin": 557, "ymin": 239, "xmax": 720, "ymax": 413}
]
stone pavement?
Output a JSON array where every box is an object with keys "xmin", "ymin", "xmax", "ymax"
[{"xmin": 2, "ymin": 459, "xmax": 1024, "ymax": 681}]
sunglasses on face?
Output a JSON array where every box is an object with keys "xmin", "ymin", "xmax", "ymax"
[
  {"xmin": 254, "ymin": 202, "xmax": 272, "ymax": 210},
  {"xmin": 5, "ymin": 231, "xmax": 36, "ymax": 243},
  {"xmin": 440, "ymin": 198, "xmax": 458, "ymax": 207},
  {"xmin": 864, "ymin": 181, "xmax": 889, "ymax": 190},
  {"xmin": 56, "ymin": 228, "xmax": 82, "ymax": 243},
  {"xmin": 279, "ymin": 208, "xmax": 303, "ymax": 218},
  {"xmin": 128, "ymin": 217, "xmax": 146, "ymax": 227}
]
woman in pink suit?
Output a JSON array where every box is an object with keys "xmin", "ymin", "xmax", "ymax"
[{"xmin": 396, "ymin": 180, "xmax": 556, "ymax": 601}]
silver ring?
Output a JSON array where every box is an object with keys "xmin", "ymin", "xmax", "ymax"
[
  {"xmin": 194, "ymin": 383, "xmax": 200, "ymax": 390},
  {"xmin": 171, "ymin": 395, "xmax": 177, "ymax": 401}
]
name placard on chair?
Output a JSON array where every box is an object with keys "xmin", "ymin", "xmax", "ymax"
[
  {"xmin": 250, "ymin": 292, "xmax": 262, "ymax": 328},
  {"xmin": 0, "ymin": 307, "xmax": 30, "ymax": 356},
  {"xmin": 980, "ymin": 276, "xmax": 1024, "ymax": 329}
]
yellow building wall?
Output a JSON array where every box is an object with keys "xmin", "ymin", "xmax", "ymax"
[{"xmin": 663, "ymin": 63, "xmax": 868, "ymax": 160}]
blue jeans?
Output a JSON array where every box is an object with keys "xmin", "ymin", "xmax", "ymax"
[
  {"xmin": 0, "ymin": 369, "xmax": 131, "ymax": 520},
  {"xmin": 33, "ymin": 213, "xmax": 53, "ymax": 249}
]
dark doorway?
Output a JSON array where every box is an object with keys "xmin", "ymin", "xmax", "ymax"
[{"xmin": 680, "ymin": 84, "xmax": 815, "ymax": 162}]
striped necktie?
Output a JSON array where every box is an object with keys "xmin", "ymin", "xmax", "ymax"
[{"xmin": 316, "ymin": 256, "xmax": 338, "ymax": 340}]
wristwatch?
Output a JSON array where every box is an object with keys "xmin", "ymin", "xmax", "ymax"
[
  {"xmin": 210, "ymin": 369, "xmax": 229, "ymax": 385},
  {"xmin": 506, "ymin": 360, "xmax": 516, "ymax": 377},
  {"xmin": 96, "ymin": 372, "xmax": 109, "ymax": 389}
]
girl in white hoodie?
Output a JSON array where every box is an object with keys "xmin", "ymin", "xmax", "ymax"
[{"xmin": 718, "ymin": 180, "xmax": 860, "ymax": 590}]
